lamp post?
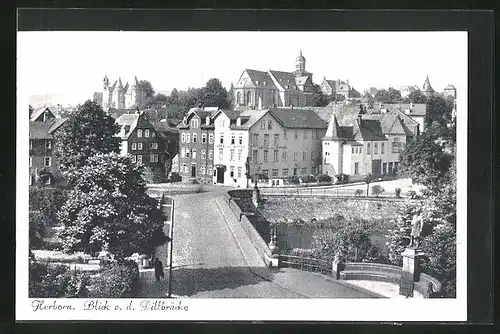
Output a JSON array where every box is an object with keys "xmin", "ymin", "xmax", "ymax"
[{"xmin": 159, "ymin": 193, "xmax": 175, "ymax": 298}]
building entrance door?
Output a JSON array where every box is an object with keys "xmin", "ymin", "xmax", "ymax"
[
  {"xmin": 216, "ymin": 167, "xmax": 225, "ymax": 184},
  {"xmin": 191, "ymin": 165, "xmax": 196, "ymax": 178},
  {"xmin": 293, "ymin": 168, "xmax": 297, "ymax": 176},
  {"xmin": 372, "ymin": 159, "xmax": 382, "ymax": 176}
]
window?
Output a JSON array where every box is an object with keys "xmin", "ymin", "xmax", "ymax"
[
  {"xmin": 201, "ymin": 149, "xmax": 206, "ymax": 159},
  {"xmin": 29, "ymin": 174, "xmax": 32, "ymax": 186},
  {"xmin": 394, "ymin": 162, "xmax": 399, "ymax": 172},
  {"xmin": 267, "ymin": 120, "xmax": 273, "ymax": 130},
  {"xmin": 304, "ymin": 130, "xmax": 308, "ymax": 139},
  {"xmin": 193, "ymin": 133, "xmax": 197, "ymax": 143},
  {"xmin": 237, "ymin": 166, "xmax": 242, "ymax": 178},
  {"xmin": 230, "ymin": 166, "xmax": 235, "ymax": 178},
  {"xmin": 191, "ymin": 119, "xmax": 199, "ymax": 128},
  {"xmin": 220, "ymin": 133, "xmax": 224, "ymax": 144},
  {"xmin": 388, "ymin": 162, "xmax": 394, "ymax": 173},
  {"xmin": 315, "ymin": 129, "xmax": 320, "ymax": 140},
  {"xmin": 138, "ymin": 143, "xmax": 143, "ymax": 150},
  {"xmin": 137, "ymin": 129, "xmax": 143, "ymax": 138},
  {"xmin": 262, "ymin": 169, "xmax": 269, "ymax": 178},
  {"xmin": 283, "ymin": 130, "xmax": 287, "ymax": 140},
  {"xmin": 29, "ymin": 156, "xmax": 32, "ymax": 167},
  {"xmin": 45, "ymin": 140, "xmax": 52, "ymax": 150},
  {"xmin": 182, "ymin": 164, "xmax": 187, "ymax": 173},
  {"xmin": 150, "ymin": 142, "xmax": 158, "ymax": 149},
  {"xmin": 294, "ymin": 130, "xmax": 299, "ymax": 139},
  {"xmin": 231, "ymin": 134, "xmax": 235, "ymax": 145},
  {"xmin": 354, "ymin": 162, "xmax": 359, "ymax": 174},
  {"xmin": 192, "ymin": 149, "xmax": 197, "ymax": 159},
  {"xmin": 273, "ymin": 150, "xmax": 279, "ymax": 162},
  {"xmin": 137, "ymin": 155, "xmax": 143, "ymax": 164},
  {"xmin": 381, "ymin": 142, "xmax": 385, "ymax": 154},
  {"xmin": 273, "ymin": 134, "xmax": 280, "ymax": 146},
  {"xmin": 186, "ymin": 133, "xmax": 191, "ymax": 143},
  {"xmin": 181, "ymin": 133, "xmax": 186, "ymax": 143},
  {"xmin": 152, "ymin": 132, "xmax": 156, "ymax": 138},
  {"xmin": 219, "ymin": 148, "xmax": 224, "ymax": 160},
  {"xmin": 239, "ymin": 135, "xmax": 243, "ymax": 145},
  {"xmin": 293, "ymin": 152, "xmax": 298, "ymax": 161},
  {"xmin": 208, "ymin": 150, "xmax": 213, "ymax": 160},
  {"xmin": 131, "ymin": 155, "xmax": 137, "ymax": 163},
  {"xmin": 252, "ymin": 150, "xmax": 258, "ymax": 163},
  {"xmin": 260, "ymin": 121, "xmax": 266, "ymax": 130},
  {"xmin": 150, "ymin": 154, "xmax": 158, "ymax": 162},
  {"xmin": 392, "ymin": 138, "xmax": 402, "ymax": 153},
  {"xmin": 202, "ymin": 133, "xmax": 207, "ymax": 143},
  {"xmin": 238, "ymin": 149, "xmax": 242, "ymax": 161},
  {"xmin": 29, "ymin": 140, "xmax": 33, "ymax": 149},
  {"xmin": 359, "ymin": 147, "xmax": 363, "ymax": 154},
  {"xmin": 383, "ymin": 162, "xmax": 387, "ymax": 174},
  {"xmin": 209, "ymin": 134, "xmax": 214, "ymax": 144},
  {"xmin": 181, "ymin": 148, "xmax": 185, "ymax": 158},
  {"xmin": 230, "ymin": 149, "xmax": 235, "ymax": 161},
  {"xmin": 252, "ymin": 134, "xmax": 259, "ymax": 146},
  {"xmin": 263, "ymin": 150, "xmax": 269, "ymax": 162},
  {"xmin": 301, "ymin": 167, "xmax": 307, "ymax": 175},
  {"xmin": 44, "ymin": 156, "xmax": 51, "ymax": 167},
  {"xmin": 311, "ymin": 151, "xmax": 316, "ymax": 161},
  {"xmin": 220, "ymin": 120, "xmax": 226, "ymax": 128},
  {"xmin": 207, "ymin": 165, "xmax": 213, "ymax": 175},
  {"xmin": 367, "ymin": 142, "xmax": 371, "ymax": 154},
  {"xmin": 45, "ymin": 175, "xmax": 51, "ymax": 185},
  {"xmin": 272, "ymin": 169, "xmax": 279, "ymax": 177},
  {"xmin": 264, "ymin": 134, "xmax": 269, "ymax": 147},
  {"xmin": 303, "ymin": 151, "xmax": 307, "ymax": 161},
  {"xmin": 201, "ymin": 165, "xmax": 206, "ymax": 175},
  {"xmin": 282, "ymin": 169, "xmax": 289, "ymax": 177},
  {"xmin": 312, "ymin": 166, "xmax": 317, "ymax": 175},
  {"xmin": 282, "ymin": 151, "xmax": 287, "ymax": 161},
  {"xmin": 374, "ymin": 142, "xmax": 378, "ymax": 154},
  {"xmin": 145, "ymin": 130, "xmax": 150, "ymax": 138},
  {"xmin": 352, "ymin": 147, "xmax": 355, "ymax": 154},
  {"xmin": 186, "ymin": 149, "xmax": 190, "ymax": 158}
]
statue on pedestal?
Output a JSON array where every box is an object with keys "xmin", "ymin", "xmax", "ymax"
[{"xmin": 409, "ymin": 214, "xmax": 424, "ymax": 248}]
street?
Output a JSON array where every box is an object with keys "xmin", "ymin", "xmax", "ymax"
[{"xmin": 139, "ymin": 184, "xmax": 377, "ymax": 298}]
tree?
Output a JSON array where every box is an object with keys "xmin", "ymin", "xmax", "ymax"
[
  {"xmin": 374, "ymin": 89, "xmax": 390, "ymax": 103},
  {"xmin": 138, "ymin": 80, "xmax": 155, "ymax": 104},
  {"xmin": 364, "ymin": 173, "xmax": 373, "ymax": 197},
  {"xmin": 405, "ymin": 90, "xmax": 428, "ymax": 104},
  {"xmin": 398, "ymin": 134, "xmax": 452, "ymax": 192},
  {"xmin": 228, "ymin": 83, "xmax": 235, "ymax": 108},
  {"xmin": 54, "ymin": 100, "xmax": 120, "ymax": 172},
  {"xmin": 424, "ymin": 95, "xmax": 453, "ymax": 136},
  {"xmin": 57, "ymin": 153, "xmax": 168, "ymax": 258},
  {"xmin": 200, "ymin": 78, "xmax": 230, "ymax": 109},
  {"xmin": 311, "ymin": 84, "xmax": 329, "ymax": 107},
  {"xmin": 388, "ymin": 87, "xmax": 402, "ymax": 103}
]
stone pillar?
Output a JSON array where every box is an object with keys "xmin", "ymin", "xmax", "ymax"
[
  {"xmin": 401, "ymin": 247, "xmax": 425, "ymax": 282},
  {"xmin": 267, "ymin": 226, "xmax": 280, "ymax": 267},
  {"xmin": 331, "ymin": 254, "xmax": 341, "ymax": 280}
]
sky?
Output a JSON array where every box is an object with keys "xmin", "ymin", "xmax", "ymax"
[{"xmin": 17, "ymin": 31, "xmax": 467, "ymax": 106}]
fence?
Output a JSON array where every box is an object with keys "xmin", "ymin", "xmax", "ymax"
[
  {"xmin": 279, "ymin": 254, "xmax": 332, "ymax": 275},
  {"xmin": 260, "ymin": 186, "xmax": 400, "ymax": 198}
]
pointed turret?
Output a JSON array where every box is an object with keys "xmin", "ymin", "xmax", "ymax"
[
  {"xmin": 323, "ymin": 113, "xmax": 343, "ymax": 141},
  {"xmin": 118, "ymin": 78, "xmax": 123, "ymax": 88},
  {"xmin": 422, "ymin": 75, "xmax": 435, "ymax": 98}
]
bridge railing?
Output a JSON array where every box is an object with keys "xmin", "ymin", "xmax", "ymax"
[{"xmin": 279, "ymin": 254, "xmax": 332, "ymax": 275}]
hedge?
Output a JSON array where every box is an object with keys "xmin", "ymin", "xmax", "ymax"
[
  {"xmin": 89, "ymin": 260, "xmax": 139, "ymax": 298},
  {"xmin": 29, "ymin": 261, "xmax": 90, "ymax": 298}
]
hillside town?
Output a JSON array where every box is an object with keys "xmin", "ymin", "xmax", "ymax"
[{"xmin": 28, "ymin": 51, "xmax": 457, "ymax": 300}]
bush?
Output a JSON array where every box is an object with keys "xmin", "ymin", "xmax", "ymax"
[
  {"xmin": 406, "ymin": 190, "xmax": 418, "ymax": 199},
  {"xmin": 371, "ymin": 185, "xmax": 385, "ymax": 197},
  {"xmin": 142, "ymin": 166, "xmax": 167, "ymax": 184},
  {"xmin": 170, "ymin": 172, "xmax": 182, "ymax": 182},
  {"xmin": 285, "ymin": 175, "xmax": 300, "ymax": 185},
  {"xmin": 335, "ymin": 173, "xmax": 349, "ymax": 184},
  {"xmin": 395, "ymin": 187, "xmax": 402, "ymax": 198},
  {"xmin": 90, "ymin": 260, "xmax": 139, "ymax": 298},
  {"xmin": 29, "ymin": 186, "xmax": 67, "ymax": 226},
  {"xmin": 300, "ymin": 175, "xmax": 316, "ymax": 184},
  {"xmin": 317, "ymin": 174, "xmax": 332, "ymax": 183},
  {"xmin": 227, "ymin": 189, "xmax": 253, "ymax": 199},
  {"xmin": 354, "ymin": 189, "xmax": 364, "ymax": 197},
  {"xmin": 29, "ymin": 261, "xmax": 90, "ymax": 298},
  {"xmin": 29, "ymin": 211, "xmax": 47, "ymax": 248}
]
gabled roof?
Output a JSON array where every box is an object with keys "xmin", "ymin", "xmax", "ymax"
[
  {"xmin": 240, "ymin": 69, "xmax": 277, "ymax": 89},
  {"xmin": 444, "ymin": 84, "xmax": 456, "ymax": 90},
  {"xmin": 30, "ymin": 107, "xmax": 56, "ymax": 122},
  {"xmin": 295, "ymin": 76, "xmax": 311, "ymax": 86},
  {"xmin": 29, "ymin": 118, "xmax": 67, "ymax": 140},
  {"xmin": 233, "ymin": 108, "xmax": 270, "ymax": 130},
  {"xmin": 322, "ymin": 114, "xmax": 345, "ymax": 141},
  {"xmin": 268, "ymin": 70, "xmax": 297, "ymax": 91},
  {"xmin": 115, "ymin": 113, "xmax": 140, "ymax": 139},
  {"xmin": 268, "ymin": 108, "xmax": 327, "ymax": 129},
  {"xmin": 353, "ymin": 119, "xmax": 387, "ymax": 141}
]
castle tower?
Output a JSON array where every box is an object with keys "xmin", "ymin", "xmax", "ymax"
[
  {"xmin": 321, "ymin": 113, "xmax": 344, "ymax": 175},
  {"xmin": 422, "ymin": 75, "xmax": 435, "ymax": 98},
  {"xmin": 102, "ymin": 75, "xmax": 111, "ymax": 110},
  {"xmin": 295, "ymin": 50, "xmax": 306, "ymax": 75}
]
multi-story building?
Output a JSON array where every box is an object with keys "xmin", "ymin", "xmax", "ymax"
[
  {"xmin": 29, "ymin": 107, "xmax": 67, "ymax": 186},
  {"xmin": 176, "ymin": 107, "xmax": 217, "ymax": 183},
  {"xmin": 115, "ymin": 110, "xmax": 179, "ymax": 177},
  {"xmin": 233, "ymin": 51, "xmax": 315, "ymax": 108},
  {"xmin": 322, "ymin": 106, "xmax": 419, "ymax": 178},
  {"xmin": 443, "ymin": 84, "xmax": 457, "ymax": 99},
  {"xmin": 320, "ymin": 78, "xmax": 353, "ymax": 99},
  {"xmin": 211, "ymin": 108, "xmax": 327, "ymax": 187}
]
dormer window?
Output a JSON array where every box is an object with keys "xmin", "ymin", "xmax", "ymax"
[
  {"xmin": 124, "ymin": 125, "xmax": 131, "ymax": 134},
  {"xmin": 191, "ymin": 119, "xmax": 199, "ymax": 128}
]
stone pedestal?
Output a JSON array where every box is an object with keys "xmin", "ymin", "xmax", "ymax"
[
  {"xmin": 331, "ymin": 259, "xmax": 341, "ymax": 280},
  {"xmin": 401, "ymin": 247, "xmax": 425, "ymax": 282},
  {"xmin": 252, "ymin": 184, "xmax": 261, "ymax": 208}
]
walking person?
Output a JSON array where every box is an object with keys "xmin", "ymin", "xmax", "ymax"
[
  {"xmin": 159, "ymin": 259, "xmax": 165, "ymax": 281},
  {"xmin": 154, "ymin": 258, "xmax": 162, "ymax": 282}
]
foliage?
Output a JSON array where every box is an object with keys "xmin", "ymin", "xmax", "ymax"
[
  {"xmin": 371, "ymin": 185, "xmax": 385, "ymax": 197},
  {"xmin": 354, "ymin": 189, "xmax": 364, "ymax": 197},
  {"xmin": 310, "ymin": 219, "xmax": 375, "ymax": 262},
  {"xmin": 29, "ymin": 211, "xmax": 46, "ymax": 248},
  {"xmin": 142, "ymin": 166, "xmax": 167, "ymax": 184},
  {"xmin": 300, "ymin": 175, "xmax": 317, "ymax": 183},
  {"xmin": 405, "ymin": 90, "xmax": 428, "ymax": 104},
  {"xmin": 90, "ymin": 260, "xmax": 139, "ymax": 298},
  {"xmin": 201, "ymin": 78, "xmax": 230, "ymax": 109},
  {"xmin": 29, "ymin": 261, "xmax": 90, "ymax": 298},
  {"xmin": 54, "ymin": 100, "xmax": 120, "ymax": 172},
  {"xmin": 311, "ymin": 84, "xmax": 331, "ymax": 107},
  {"xmin": 317, "ymin": 174, "xmax": 332, "ymax": 183},
  {"xmin": 57, "ymin": 153, "xmax": 168, "ymax": 258},
  {"xmin": 29, "ymin": 186, "xmax": 67, "ymax": 225},
  {"xmin": 284, "ymin": 175, "xmax": 300, "ymax": 185},
  {"xmin": 335, "ymin": 173, "xmax": 349, "ymax": 184},
  {"xmin": 138, "ymin": 80, "xmax": 155, "ymax": 108},
  {"xmin": 364, "ymin": 173, "xmax": 373, "ymax": 196},
  {"xmin": 424, "ymin": 95, "xmax": 454, "ymax": 138},
  {"xmin": 398, "ymin": 134, "xmax": 452, "ymax": 192},
  {"xmin": 394, "ymin": 187, "xmax": 402, "ymax": 198},
  {"xmin": 169, "ymin": 172, "xmax": 182, "ymax": 182}
]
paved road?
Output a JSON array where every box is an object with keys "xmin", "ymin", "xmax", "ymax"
[{"xmin": 139, "ymin": 184, "xmax": 377, "ymax": 298}]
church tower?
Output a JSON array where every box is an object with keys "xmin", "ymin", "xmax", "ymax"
[
  {"xmin": 295, "ymin": 50, "xmax": 306, "ymax": 75},
  {"xmin": 102, "ymin": 75, "xmax": 111, "ymax": 110},
  {"xmin": 422, "ymin": 75, "xmax": 435, "ymax": 98}
]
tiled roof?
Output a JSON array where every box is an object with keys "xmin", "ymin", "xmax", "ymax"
[
  {"xmin": 29, "ymin": 118, "xmax": 66, "ymax": 139},
  {"xmin": 151, "ymin": 120, "xmax": 179, "ymax": 134},
  {"xmin": 268, "ymin": 108, "xmax": 327, "ymax": 129},
  {"xmin": 268, "ymin": 70, "xmax": 297, "ymax": 90},
  {"xmin": 243, "ymin": 69, "xmax": 277, "ymax": 89},
  {"xmin": 232, "ymin": 108, "xmax": 269, "ymax": 130},
  {"xmin": 322, "ymin": 114, "xmax": 344, "ymax": 141},
  {"xmin": 295, "ymin": 76, "xmax": 310, "ymax": 86},
  {"xmin": 109, "ymin": 108, "xmax": 138, "ymax": 120},
  {"xmin": 115, "ymin": 113, "xmax": 139, "ymax": 139},
  {"xmin": 30, "ymin": 107, "xmax": 55, "ymax": 122}
]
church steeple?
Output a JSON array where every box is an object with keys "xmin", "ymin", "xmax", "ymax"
[
  {"xmin": 295, "ymin": 50, "xmax": 306, "ymax": 74},
  {"xmin": 422, "ymin": 75, "xmax": 435, "ymax": 98},
  {"xmin": 323, "ymin": 113, "xmax": 343, "ymax": 141}
]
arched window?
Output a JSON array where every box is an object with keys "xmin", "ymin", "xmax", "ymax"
[
  {"xmin": 247, "ymin": 91, "xmax": 252, "ymax": 105},
  {"xmin": 236, "ymin": 92, "xmax": 241, "ymax": 104}
]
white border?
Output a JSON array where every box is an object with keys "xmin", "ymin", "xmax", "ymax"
[{"xmin": 16, "ymin": 31, "xmax": 468, "ymax": 322}]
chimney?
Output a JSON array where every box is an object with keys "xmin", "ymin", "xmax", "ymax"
[{"xmin": 236, "ymin": 117, "xmax": 241, "ymax": 126}]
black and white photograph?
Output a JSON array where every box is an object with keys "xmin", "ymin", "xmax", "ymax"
[{"xmin": 16, "ymin": 26, "xmax": 468, "ymax": 321}]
